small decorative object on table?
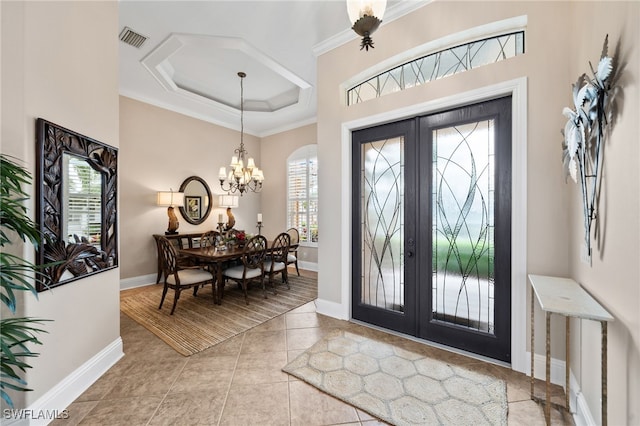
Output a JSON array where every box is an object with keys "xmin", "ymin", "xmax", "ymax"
[
  {"xmin": 226, "ymin": 230, "xmax": 247, "ymax": 248},
  {"xmin": 217, "ymin": 213, "xmax": 225, "ymax": 235},
  {"xmin": 561, "ymin": 34, "xmax": 618, "ymax": 263},
  {"xmin": 257, "ymin": 213, "xmax": 263, "ymax": 235}
]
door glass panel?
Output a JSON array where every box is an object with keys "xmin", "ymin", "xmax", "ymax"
[
  {"xmin": 361, "ymin": 137, "xmax": 404, "ymax": 312},
  {"xmin": 432, "ymin": 121, "xmax": 495, "ymax": 334}
]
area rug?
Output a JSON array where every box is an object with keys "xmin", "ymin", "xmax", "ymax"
[
  {"xmin": 283, "ymin": 329, "xmax": 508, "ymax": 425},
  {"xmin": 120, "ymin": 274, "xmax": 317, "ymax": 356}
]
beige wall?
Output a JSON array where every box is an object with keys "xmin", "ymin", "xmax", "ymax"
[
  {"xmin": 119, "ymin": 96, "xmax": 262, "ymax": 280},
  {"xmin": 317, "ymin": 1, "xmax": 638, "ymax": 424},
  {"xmin": 1, "ymin": 0, "xmax": 120, "ymax": 408},
  {"xmin": 567, "ymin": 2, "xmax": 639, "ymax": 424},
  {"xmin": 260, "ymin": 123, "xmax": 318, "ymax": 265},
  {"xmin": 318, "ymin": 3, "xmax": 570, "ymax": 300}
]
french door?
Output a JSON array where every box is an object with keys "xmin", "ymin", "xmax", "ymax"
[{"xmin": 352, "ymin": 96, "xmax": 512, "ymax": 362}]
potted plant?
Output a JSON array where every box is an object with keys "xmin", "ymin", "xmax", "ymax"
[{"xmin": 1, "ymin": 154, "xmax": 49, "ymax": 408}]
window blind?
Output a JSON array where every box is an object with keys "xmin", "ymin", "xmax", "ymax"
[
  {"xmin": 66, "ymin": 156, "xmax": 102, "ymax": 244},
  {"xmin": 287, "ymin": 145, "xmax": 318, "ymax": 244}
]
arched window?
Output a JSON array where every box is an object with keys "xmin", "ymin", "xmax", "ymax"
[{"xmin": 287, "ymin": 145, "xmax": 318, "ymax": 245}]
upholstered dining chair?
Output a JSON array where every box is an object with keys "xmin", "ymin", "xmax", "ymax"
[
  {"xmin": 157, "ymin": 236, "xmax": 216, "ymax": 314},
  {"xmin": 264, "ymin": 232, "xmax": 291, "ymax": 290},
  {"xmin": 221, "ymin": 235, "xmax": 267, "ymax": 304},
  {"xmin": 286, "ymin": 227, "xmax": 300, "ymax": 276}
]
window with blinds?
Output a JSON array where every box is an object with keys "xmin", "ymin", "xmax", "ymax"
[
  {"xmin": 63, "ymin": 153, "xmax": 102, "ymax": 245},
  {"xmin": 287, "ymin": 145, "xmax": 318, "ymax": 245}
]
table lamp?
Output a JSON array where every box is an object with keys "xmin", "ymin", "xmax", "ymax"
[
  {"xmin": 219, "ymin": 194, "xmax": 239, "ymax": 231},
  {"xmin": 157, "ymin": 190, "xmax": 185, "ymax": 235}
]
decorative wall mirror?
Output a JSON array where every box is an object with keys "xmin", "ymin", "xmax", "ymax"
[
  {"xmin": 178, "ymin": 176, "xmax": 212, "ymax": 225},
  {"xmin": 36, "ymin": 118, "xmax": 118, "ymax": 291}
]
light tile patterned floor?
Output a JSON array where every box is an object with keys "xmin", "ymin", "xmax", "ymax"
[{"xmin": 57, "ymin": 270, "xmax": 573, "ymax": 425}]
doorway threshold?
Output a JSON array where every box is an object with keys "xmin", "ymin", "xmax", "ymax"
[{"xmin": 350, "ymin": 318, "xmax": 512, "ymax": 370}]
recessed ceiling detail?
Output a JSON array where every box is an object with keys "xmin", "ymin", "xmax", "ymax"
[{"xmin": 141, "ymin": 33, "xmax": 311, "ymax": 115}]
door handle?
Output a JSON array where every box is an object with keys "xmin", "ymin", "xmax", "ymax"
[{"xmin": 406, "ymin": 251, "xmax": 414, "ymax": 258}]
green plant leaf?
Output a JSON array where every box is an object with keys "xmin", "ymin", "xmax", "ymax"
[{"xmin": 0, "ymin": 154, "xmax": 51, "ymax": 409}]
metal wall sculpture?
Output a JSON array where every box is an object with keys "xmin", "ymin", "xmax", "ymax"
[
  {"xmin": 561, "ymin": 35, "xmax": 617, "ymax": 261},
  {"xmin": 36, "ymin": 119, "xmax": 118, "ymax": 290}
]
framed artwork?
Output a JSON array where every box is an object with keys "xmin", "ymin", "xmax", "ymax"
[{"xmin": 185, "ymin": 196, "xmax": 201, "ymax": 220}]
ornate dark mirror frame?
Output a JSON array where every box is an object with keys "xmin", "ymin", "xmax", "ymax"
[
  {"xmin": 178, "ymin": 175, "xmax": 213, "ymax": 225},
  {"xmin": 35, "ymin": 118, "xmax": 118, "ymax": 291}
]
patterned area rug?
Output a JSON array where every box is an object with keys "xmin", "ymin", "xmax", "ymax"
[
  {"xmin": 120, "ymin": 274, "xmax": 317, "ymax": 356},
  {"xmin": 283, "ymin": 329, "xmax": 508, "ymax": 425}
]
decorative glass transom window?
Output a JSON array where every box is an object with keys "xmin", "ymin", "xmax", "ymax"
[
  {"xmin": 287, "ymin": 145, "xmax": 318, "ymax": 245},
  {"xmin": 347, "ymin": 31, "xmax": 524, "ymax": 105}
]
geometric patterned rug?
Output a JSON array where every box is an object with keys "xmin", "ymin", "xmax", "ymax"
[{"xmin": 283, "ymin": 329, "xmax": 508, "ymax": 425}]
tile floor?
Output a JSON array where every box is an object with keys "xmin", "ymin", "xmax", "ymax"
[{"xmin": 58, "ymin": 270, "xmax": 573, "ymax": 425}]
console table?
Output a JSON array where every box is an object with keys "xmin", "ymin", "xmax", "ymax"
[{"xmin": 528, "ymin": 274, "xmax": 613, "ymax": 425}]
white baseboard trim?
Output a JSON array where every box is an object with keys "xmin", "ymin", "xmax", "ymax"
[
  {"xmin": 315, "ymin": 297, "xmax": 349, "ymax": 320},
  {"xmin": 120, "ymin": 273, "xmax": 156, "ymax": 290},
  {"xmin": 297, "ymin": 260, "xmax": 317, "ymax": 272},
  {"xmin": 526, "ymin": 351, "xmax": 596, "ymax": 426},
  {"xmin": 4, "ymin": 338, "xmax": 123, "ymax": 426},
  {"xmin": 569, "ymin": 369, "xmax": 597, "ymax": 426},
  {"xmin": 526, "ymin": 351, "xmax": 566, "ymax": 385}
]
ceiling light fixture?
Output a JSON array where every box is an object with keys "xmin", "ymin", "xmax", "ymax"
[
  {"xmin": 347, "ymin": 0, "xmax": 387, "ymax": 51},
  {"xmin": 218, "ymin": 72, "xmax": 264, "ymax": 196}
]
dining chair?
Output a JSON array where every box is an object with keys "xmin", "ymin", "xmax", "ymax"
[
  {"xmin": 286, "ymin": 227, "xmax": 300, "ymax": 276},
  {"xmin": 200, "ymin": 230, "xmax": 221, "ymax": 248},
  {"xmin": 157, "ymin": 236, "xmax": 216, "ymax": 314},
  {"xmin": 264, "ymin": 232, "xmax": 291, "ymax": 290},
  {"xmin": 221, "ymin": 235, "xmax": 267, "ymax": 304}
]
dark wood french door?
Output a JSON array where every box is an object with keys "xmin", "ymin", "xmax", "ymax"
[{"xmin": 352, "ymin": 96, "xmax": 512, "ymax": 362}]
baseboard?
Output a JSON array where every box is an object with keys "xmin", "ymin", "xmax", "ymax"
[
  {"xmin": 569, "ymin": 369, "xmax": 597, "ymax": 426},
  {"xmin": 3, "ymin": 338, "xmax": 123, "ymax": 426},
  {"xmin": 120, "ymin": 273, "xmax": 156, "ymax": 290},
  {"xmin": 297, "ymin": 260, "xmax": 317, "ymax": 272},
  {"xmin": 526, "ymin": 351, "xmax": 597, "ymax": 426},
  {"xmin": 315, "ymin": 297, "xmax": 349, "ymax": 320},
  {"xmin": 526, "ymin": 351, "xmax": 566, "ymax": 385}
]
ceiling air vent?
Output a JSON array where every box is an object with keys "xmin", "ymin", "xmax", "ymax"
[{"xmin": 119, "ymin": 27, "xmax": 148, "ymax": 49}]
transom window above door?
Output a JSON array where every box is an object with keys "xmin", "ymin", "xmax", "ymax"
[{"xmin": 346, "ymin": 25, "xmax": 525, "ymax": 105}]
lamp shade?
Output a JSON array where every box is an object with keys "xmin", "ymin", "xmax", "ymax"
[
  {"xmin": 346, "ymin": 0, "xmax": 387, "ymax": 23},
  {"xmin": 157, "ymin": 191, "xmax": 184, "ymax": 207},
  {"xmin": 219, "ymin": 194, "xmax": 239, "ymax": 208}
]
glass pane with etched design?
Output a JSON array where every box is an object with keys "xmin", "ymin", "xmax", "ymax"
[
  {"xmin": 432, "ymin": 120, "xmax": 495, "ymax": 333},
  {"xmin": 361, "ymin": 137, "xmax": 404, "ymax": 312},
  {"xmin": 348, "ymin": 31, "xmax": 524, "ymax": 105}
]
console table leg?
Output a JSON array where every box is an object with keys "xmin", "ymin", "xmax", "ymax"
[
  {"xmin": 531, "ymin": 283, "xmax": 535, "ymax": 399},
  {"xmin": 546, "ymin": 311, "xmax": 551, "ymax": 425},
  {"xmin": 602, "ymin": 321, "xmax": 608, "ymax": 426},
  {"xmin": 566, "ymin": 316, "xmax": 570, "ymax": 411}
]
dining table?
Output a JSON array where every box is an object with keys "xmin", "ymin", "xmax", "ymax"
[{"xmin": 179, "ymin": 241, "xmax": 297, "ymax": 304}]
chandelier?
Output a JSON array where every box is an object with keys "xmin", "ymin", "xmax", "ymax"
[
  {"xmin": 218, "ymin": 72, "xmax": 264, "ymax": 195},
  {"xmin": 346, "ymin": 0, "xmax": 387, "ymax": 51}
]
